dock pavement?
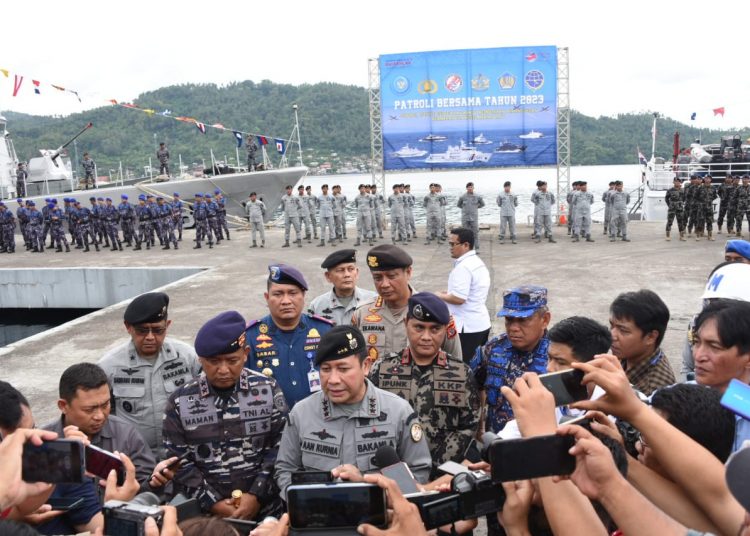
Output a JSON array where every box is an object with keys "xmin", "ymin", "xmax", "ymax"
[{"xmin": 0, "ymin": 221, "xmax": 728, "ymax": 425}]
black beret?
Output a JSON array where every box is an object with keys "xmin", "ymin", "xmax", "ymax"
[
  {"xmin": 407, "ymin": 292, "xmax": 450, "ymax": 325},
  {"xmin": 124, "ymin": 292, "xmax": 169, "ymax": 324},
  {"xmin": 579, "ymin": 181, "xmax": 587, "ymax": 185},
  {"xmin": 268, "ymin": 263, "xmax": 308, "ymax": 290},
  {"xmin": 366, "ymin": 244, "xmax": 412, "ymax": 271},
  {"xmin": 194, "ymin": 311, "xmax": 247, "ymax": 358},
  {"xmin": 321, "ymin": 249, "xmax": 357, "ymax": 269},
  {"xmin": 314, "ymin": 325, "xmax": 366, "ymax": 365}
]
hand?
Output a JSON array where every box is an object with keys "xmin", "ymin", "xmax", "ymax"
[
  {"xmin": 554, "ymin": 424, "xmax": 623, "ymax": 501},
  {"xmin": 102, "ymin": 452, "xmax": 140, "ymax": 502},
  {"xmin": 0, "ymin": 428, "xmax": 59, "ymax": 510},
  {"xmin": 497, "ymin": 480, "xmax": 534, "ymax": 533},
  {"xmin": 62, "ymin": 425, "xmax": 90, "ymax": 446},
  {"xmin": 467, "ymin": 461, "xmax": 491, "ymax": 473},
  {"xmin": 357, "ymin": 474, "xmax": 428, "ymax": 536},
  {"xmin": 144, "ymin": 505, "xmax": 182, "ymax": 536},
  {"xmin": 501, "ymin": 372, "xmax": 557, "ymax": 437},
  {"xmin": 22, "ymin": 504, "xmax": 65, "ymax": 525},
  {"xmin": 210, "ymin": 500, "xmax": 236, "ymax": 518},
  {"xmin": 249, "ymin": 513, "xmax": 290, "ymax": 536},
  {"xmin": 332, "ymin": 464, "xmax": 364, "ymax": 482},
  {"xmin": 225, "ymin": 492, "xmax": 261, "ymax": 520},
  {"xmin": 585, "ymin": 411, "xmax": 624, "ymax": 446},
  {"xmin": 148, "ymin": 456, "xmax": 179, "ymax": 488},
  {"xmin": 569, "ymin": 355, "xmax": 646, "ymax": 423}
]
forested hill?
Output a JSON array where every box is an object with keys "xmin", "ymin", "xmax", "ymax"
[{"xmin": 3, "ymin": 80, "xmax": 748, "ymax": 172}]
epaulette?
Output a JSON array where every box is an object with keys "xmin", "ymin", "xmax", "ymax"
[
  {"xmin": 245, "ymin": 319, "xmax": 261, "ymax": 330},
  {"xmin": 310, "ymin": 314, "xmax": 334, "ymax": 325}
]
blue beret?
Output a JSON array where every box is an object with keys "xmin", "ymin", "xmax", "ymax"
[
  {"xmin": 121, "ymin": 194, "xmax": 128, "ymax": 199},
  {"xmin": 205, "ymin": 193, "xmax": 212, "ymax": 198},
  {"xmin": 89, "ymin": 196, "xmax": 96, "ymax": 201},
  {"xmin": 314, "ymin": 325, "xmax": 366, "ymax": 366},
  {"xmin": 138, "ymin": 194, "xmax": 146, "ymax": 200},
  {"xmin": 268, "ymin": 263, "xmax": 308, "ymax": 290},
  {"xmin": 194, "ymin": 193, "xmax": 203, "ymax": 198},
  {"xmin": 214, "ymin": 189, "xmax": 221, "ymax": 195},
  {"xmin": 408, "ymin": 292, "xmax": 450, "ymax": 325},
  {"xmin": 156, "ymin": 196, "xmax": 163, "ymax": 201},
  {"xmin": 173, "ymin": 192, "xmax": 180, "ymax": 197},
  {"xmin": 28, "ymin": 201, "xmax": 35, "ymax": 206},
  {"xmin": 146, "ymin": 194, "xmax": 154, "ymax": 198},
  {"xmin": 97, "ymin": 197, "xmax": 104, "ymax": 201},
  {"xmin": 366, "ymin": 244, "xmax": 412, "ymax": 271},
  {"xmin": 105, "ymin": 197, "xmax": 112, "ymax": 202},
  {"xmin": 194, "ymin": 311, "xmax": 248, "ymax": 358},
  {"xmin": 124, "ymin": 292, "xmax": 169, "ymax": 324},
  {"xmin": 498, "ymin": 285, "xmax": 548, "ymax": 318},
  {"xmin": 16, "ymin": 198, "xmax": 22, "ymax": 203},
  {"xmin": 0, "ymin": 202, "xmax": 5, "ymax": 207},
  {"xmin": 47, "ymin": 203, "xmax": 55, "ymax": 210},
  {"xmin": 726, "ymin": 240, "xmax": 750, "ymax": 261}
]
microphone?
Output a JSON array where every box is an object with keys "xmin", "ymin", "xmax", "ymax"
[
  {"xmin": 480, "ymin": 431, "xmax": 498, "ymax": 463},
  {"xmin": 373, "ymin": 445, "xmax": 420, "ymax": 495}
]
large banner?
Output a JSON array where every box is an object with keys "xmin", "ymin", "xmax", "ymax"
[{"xmin": 379, "ymin": 46, "xmax": 557, "ymax": 170}]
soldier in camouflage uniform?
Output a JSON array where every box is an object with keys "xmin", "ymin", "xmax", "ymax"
[
  {"xmin": 172, "ymin": 192, "xmax": 185, "ymax": 241},
  {"xmin": 118, "ymin": 194, "xmax": 136, "ymax": 247},
  {"xmin": 275, "ymin": 325, "xmax": 431, "ymax": 500},
  {"xmin": 49, "ymin": 203, "xmax": 70, "ymax": 252},
  {"xmin": 316, "ymin": 184, "xmax": 336, "ymax": 247},
  {"xmin": 214, "ymin": 190, "xmax": 230, "ymax": 241},
  {"xmin": 423, "ymin": 183, "xmax": 443, "ymax": 245},
  {"xmin": 608, "ymin": 181, "xmax": 630, "ymax": 242},
  {"xmin": 692, "ymin": 178, "xmax": 708, "ymax": 240},
  {"xmin": 355, "ymin": 183, "xmax": 374, "ymax": 246},
  {"xmin": 16, "ymin": 199, "xmax": 30, "ymax": 250},
  {"xmin": 205, "ymin": 194, "xmax": 222, "ymax": 245},
  {"xmin": 531, "ymin": 181, "xmax": 557, "ymax": 243},
  {"xmin": 245, "ymin": 192, "xmax": 266, "ymax": 248},
  {"xmin": 437, "ymin": 184, "xmax": 448, "ymax": 240},
  {"xmin": 685, "ymin": 175, "xmax": 701, "ymax": 237},
  {"xmin": 73, "ymin": 200, "xmax": 100, "ymax": 252},
  {"xmin": 457, "ymin": 182, "xmax": 485, "ymax": 251},
  {"xmin": 700, "ymin": 176, "xmax": 718, "ymax": 241},
  {"xmin": 496, "ymin": 181, "xmax": 519, "ymax": 244},
  {"xmin": 370, "ymin": 293, "xmax": 479, "ymax": 478},
  {"xmin": 571, "ymin": 181, "xmax": 594, "ymax": 242},
  {"xmin": 27, "ymin": 201, "xmax": 45, "ymax": 252},
  {"xmin": 157, "ymin": 197, "xmax": 178, "ymax": 250},
  {"xmin": 736, "ymin": 175, "xmax": 750, "ymax": 237},
  {"xmin": 135, "ymin": 195, "xmax": 154, "ymax": 250},
  {"xmin": 387, "ymin": 184, "xmax": 406, "ymax": 245},
  {"xmin": 163, "ymin": 311, "xmax": 288, "ymax": 519},
  {"xmin": 404, "ymin": 184, "xmax": 417, "ymax": 238},
  {"xmin": 717, "ymin": 176, "xmax": 733, "ymax": 234},
  {"xmin": 664, "ymin": 177, "xmax": 686, "ymax": 241},
  {"xmin": 333, "ymin": 185, "xmax": 348, "ymax": 241},
  {"xmin": 602, "ymin": 181, "xmax": 615, "ymax": 235},
  {"xmin": 157, "ymin": 142, "xmax": 170, "ymax": 176},
  {"xmin": 81, "ymin": 152, "xmax": 96, "ymax": 189},
  {"xmin": 371, "ymin": 184, "xmax": 385, "ymax": 239},
  {"xmin": 566, "ymin": 181, "xmax": 579, "ymax": 236},
  {"xmin": 281, "ymin": 185, "xmax": 303, "ymax": 247},
  {"xmin": 191, "ymin": 194, "xmax": 211, "ymax": 249},
  {"xmin": 297, "ymin": 185, "xmax": 313, "ymax": 242},
  {"xmin": 103, "ymin": 198, "xmax": 124, "ymax": 251},
  {"xmin": 725, "ymin": 176, "xmax": 740, "ymax": 235},
  {"xmin": 306, "ymin": 186, "xmax": 318, "ymax": 240},
  {"xmin": 0, "ymin": 202, "xmax": 16, "ymax": 254}
]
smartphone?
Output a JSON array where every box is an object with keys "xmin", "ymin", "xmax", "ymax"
[
  {"xmin": 85, "ymin": 444, "xmax": 125, "ymax": 486},
  {"xmin": 165, "ymin": 453, "xmax": 191, "ymax": 472},
  {"xmin": 47, "ymin": 496, "xmax": 86, "ymax": 511},
  {"xmin": 489, "ymin": 434, "xmax": 576, "ymax": 483},
  {"xmin": 287, "ymin": 483, "xmax": 387, "ymax": 530},
  {"xmin": 380, "ymin": 462, "xmax": 420, "ymax": 495},
  {"xmin": 538, "ymin": 368, "xmax": 588, "ymax": 406},
  {"xmin": 437, "ymin": 460, "xmax": 470, "ymax": 476},
  {"xmin": 22, "ymin": 439, "xmax": 85, "ymax": 483},
  {"xmin": 721, "ymin": 378, "xmax": 750, "ymax": 421},
  {"xmin": 291, "ymin": 471, "xmax": 334, "ymax": 485},
  {"xmin": 463, "ymin": 439, "xmax": 482, "ymax": 464}
]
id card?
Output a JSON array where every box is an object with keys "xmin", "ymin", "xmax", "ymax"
[{"xmin": 308, "ymin": 370, "xmax": 322, "ymax": 392}]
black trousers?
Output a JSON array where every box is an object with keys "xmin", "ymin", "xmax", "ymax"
[{"xmin": 459, "ymin": 328, "xmax": 490, "ymax": 363}]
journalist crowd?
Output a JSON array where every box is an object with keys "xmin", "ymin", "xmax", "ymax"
[{"xmin": 2, "ymin": 230, "xmax": 750, "ymax": 536}]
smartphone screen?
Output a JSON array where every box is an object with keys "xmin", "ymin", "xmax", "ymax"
[
  {"xmin": 22, "ymin": 439, "xmax": 85, "ymax": 483},
  {"xmin": 47, "ymin": 496, "xmax": 86, "ymax": 511},
  {"xmin": 85, "ymin": 444, "xmax": 125, "ymax": 486},
  {"xmin": 538, "ymin": 368, "xmax": 588, "ymax": 406},
  {"xmin": 287, "ymin": 483, "xmax": 387, "ymax": 530},
  {"xmin": 721, "ymin": 378, "xmax": 750, "ymax": 421},
  {"xmin": 489, "ymin": 434, "xmax": 576, "ymax": 482}
]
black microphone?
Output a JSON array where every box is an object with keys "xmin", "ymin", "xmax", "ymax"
[
  {"xmin": 373, "ymin": 445, "xmax": 420, "ymax": 494},
  {"xmin": 480, "ymin": 431, "xmax": 498, "ymax": 463}
]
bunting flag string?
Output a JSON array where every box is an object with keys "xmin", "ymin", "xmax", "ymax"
[{"xmin": 0, "ymin": 66, "xmax": 293, "ymax": 144}]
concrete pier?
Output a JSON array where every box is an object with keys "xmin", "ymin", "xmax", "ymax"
[{"xmin": 0, "ymin": 222, "xmax": 727, "ymax": 424}]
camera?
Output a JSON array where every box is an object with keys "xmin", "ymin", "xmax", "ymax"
[
  {"xmin": 411, "ymin": 470, "xmax": 505, "ymax": 530},
  {"xmin": 103, "ymin": 493, "xmax": 163, "ymax": 536}
]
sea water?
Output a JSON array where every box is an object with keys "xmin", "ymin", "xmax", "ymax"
[{"xmin": 299, "ymin": 164, "xmax": 640, "ymax": 225}]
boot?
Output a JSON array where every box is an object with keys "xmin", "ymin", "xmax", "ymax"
[
  {"xmin": 56, "ymin": 246, "xmax": 63, "ymax": 252},
  {"xmin": 330, "ymin": 240, "xmax": 335, "ymax": 247},
  {"xmin": 391, "ymin": 238, "xmax": 396, "ymax": 245},
  {"xmin": 622, "ymin": 237, "xmax": 631, "ymax": 242},
  {"xmin": 112, "ymin": 245, "xmax": 119, "ymax": 251},
  {"xmin": 534, "ymin": 237, "xmax": 541, "ymax": 243},
  {"xmin": 736, "ymin": 231, "xmax": 742, "ymax": 237},
  {"xmin": 84, "ymin": 245, "xmax": 90, "ymax": 252},
  {"xmin": 317, "ymin": 240, "xmax": 325, "ymax": 247},
  {"xmin": 368, "ymin": 238, "xmax": 374, "ymax": 246},
  {"xmin": 282, "ymin": 241, "xmax": 290, "ymax": 248},
  {"xmin": 173, "ymin": 243, "xmax": 178, "ymax": 250},
  {"xmin": 718, "ymin": 226, "xmax": 723, "ymax": 234},
  {"xmin": 665, "ymin": 231, "xmax": 671, "ymax": 241},
  {"xmin": 572, "ymin": 236, "xmax": 580, "ymax": 242},
  {"xmin": 609, "ymin": 237, "xmax": 615, "ymax": 242},
  {"xmin": 193, "ymin": 243, "xmax": 201, "ymax": 249},
  {"xmin": 708, "ymin": 231, "xmax": 715, "ymax": 241},
  {"xmin": 261, "ymin": 240, "xmax": 265, "ymax": 248},
  {"xmin": 695, "ymin": 233, "xmax": 701, "ymax": 242},
  {"xmin": 586, "ymin": 235, "xmax": 595, "ymax": 242},
  {"xmin": 146, "ymin": 244, "xmax": 151, "ymax": 250},
  {"xmin": 118, "ymin": 242, "xmax": 123, "ymax": 251},
  {"xmin": 226, "ymin": 231, "xmax": 230, "ymax": 240},
  {"xmin": 679, "ymin": 231, "xmax": 686, "ymax": 241},
  {"xmin": 65, "ymin": 245, "xmax": 70, "ymax": 252},
  {"xmin": 134, "ymin": 244, "xmax": 142, "ymax": 251},
  {"xmin": 95, "ymin": 244, "xmax": 100, "ymax": 252},
  {"xmin": 548, "ymin": 237, "xmax": 557, "ymax": 243},
  {"xmin": 511, "ymin": 239, "xmax": 517, "ymax": 244},
  {"xmin": 296, "ymin": 239, "xmax": 302, "ymax": 248},
  {"xmin": 162, "ymin": 244, "xmax": 170, "ymax": 250},
  {"xmin": 208, "ymin": 242, "xmax": 213, "ymax": 249},
  {"xmin": 250, "ymin": 241, "xmax": 258, "ymax": 248},
  {"xmin": 355, "ymin": 238, "xmax": 361, "ymax": 246}
]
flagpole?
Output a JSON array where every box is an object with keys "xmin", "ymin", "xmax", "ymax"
[
  {"xmin": 651, "ymin": 112, "xmax": 658, "ymax": 160},
  {"xmin": 293, "ymin": 104, "xmax": 304, "ymax": 167}
]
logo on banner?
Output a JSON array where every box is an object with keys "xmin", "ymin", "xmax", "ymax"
[
  {"xmin": 471, "ymin": 74, "xmax": 489, "ymax": 91},
  {"xmin": 524, "ymin": 70, "xmax": 545, "ymax": 91},
  {"xmin": 392, "ymin": 76, "xmax": 410, "ymax": 94},
  {"xmin": 445, "ymin": 74, "xmax": 463, "ymax": 93},
  {"xmin": 417, "ymin": 80, "xmax": 438, "ymax": 94},
  {"xmin": 498, "ymin": 73, "xmax": 516, "ymax": 90},
  {"xmin": 526, "ymin": 52, "xmax": 538, "ymax": 62}
]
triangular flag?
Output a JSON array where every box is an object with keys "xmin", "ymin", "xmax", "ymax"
[
  {"xmin": 109, "ymin": 99, "xmax": 118, "ymax": 105},
  {"xmin": 212, "ymin": 123, "xmax": 226, "ymax": 130},
  {"xmin": 13, "ymin": 75, "xmax": 23, "ymax": 97},
  {"xmin": 71, "ymin": 90, "xmax": 81, "ymax": 103},
  {"xmin": 233, "ymin": 131, "xmax": 243, "ymax": 148},
  {"xmin": 32, "ymin": 80, "xmax": 40, "ymax": 95},
  {"xmin": 713, "ymin": 107, "xmax": 725, "ymax": 117},
  {"xmin": 690, "ymin": 112, "xmax": 696, "ymax": 121},
  {"xmin": 195, "ymin": 122, "xmax": 206, "ymax": 134},
  {"xmin": 161, "ymin": 109, "xmax": 172, "ymax": 116},
  {"xmin": 257, "ymin": 135, "xmax": 269, "ymax": 146},
  {"xmin": 0, "ymin": 69, "xmax": 8, "ymax": 78},
  {"xmin": 175, "ymin": 116, "xmax": 195, "ymax": 122},
  {"xmin": 51, "ymin": 84, "xmax": 66, "ymax": 92},
  {"xmin": 122, "ymin": 103, "xmax": 139, "ymax": 109},
  {"xmin": 275, "ymin": 138, "xmax": 286, "ymax": 154},
  {"xmin": 143, "ymin": 109, "xmax": 156, "ymax": 116}
]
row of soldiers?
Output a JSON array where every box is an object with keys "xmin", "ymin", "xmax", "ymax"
[
  {"xmin": 665, "ymin": 174, "xmax": 750, "ymax": 241},
  {"xmin": 278, "ymin": 183, "xmax": 422, "ymax": 247}
]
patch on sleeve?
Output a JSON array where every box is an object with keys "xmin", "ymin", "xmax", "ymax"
[
  {"xmin": 446, "ymin": 317, "xmax": 458, "ymax": 339},
  {"xmin": 410, "ymin": 422, "xmax": 423, "ymax": 442}
]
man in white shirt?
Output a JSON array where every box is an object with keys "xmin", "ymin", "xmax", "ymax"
[{"xmin": 437, "ymin": 227, "xmax": 491, "ymax": 362}]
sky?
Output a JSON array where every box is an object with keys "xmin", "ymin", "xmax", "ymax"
[{"xmin": 1, "ymin": 0, "xmax": 748, "ymax": 133}]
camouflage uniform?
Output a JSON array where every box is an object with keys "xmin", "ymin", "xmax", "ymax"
[
  {"xmin": 0, "ymin": 205, "xmax": 16, "ymax": 253},
  {"xmin": 298, "ymin": 193, "xmax": 313, "ymax": 241},
  {"xmin": 102, "ymin": 204, "xmax": 123, "ymax": 250},
  {"xmin": 27, "ymin": 206, "xmax": 45, "ymax": 251},
  {"xmin": 163, "ymin": 369, "xmax": 288, "ymax": 516},
  {"xmin": 274, "ymin": 379, "xmax": 431, "ymax": 501},
  {"xmin": 75, "ymin": 206, "xmax": 99, "ymax": 251},
  {"xmin": 135, "ymin": 203, "xmax": 154, "ymax": 249},
  {"xmin": 246, "ymin": 138, "xmax": 259, "ymax": 171},
  {"xmin": 571, "ymin": 191, "xmax": 594, "ymax": 240},
  {"xmin": 387, "ymin": 192, "xmax": 406, "ymax": 243},
  {"xmin": 49, "ymin": 207, "xmax": 70, "ymax": 252},
  {"xmin": 664, "ymin": 185, "xmax": 685, "ymax": 236},
  {"xmin": 205, "ymin": 198, "xmax": 222, "ymax": 244},
  {"xmin": 156, "ymin": 147, "xmax": 170, "ymax": 176},
  {"xmin": 702, "ymin": 184, "xmax": 718, "ymax": 237},
  {"xmin": 423, "ymin": 192, "xmax": 443, "ymax": 244},
  {"xmin": 457, "ymin": 193, "xmax": 485, "ymax": 250},
  {"xmin": 147, "ymin": 201, "xmax": 161, "ymax": 245},
  {"xmin": 717, "ymin": 180, "xmax": 732, "ymax": 232},
  {"xmin": 333, "ymin": 192, "xmax": 348, "ymax": 240},
  {"xmin": 438, "ymin": 191, "xmax": 448, "ymax": 240},
  {"xmin": 245, "ymin": 199, "xmax": 266, "ymax": 246},
  {"xmin": 735, "ymin": 183, "xmax": 750, "ymax": 236},
  {"xmin": 215, "ymin": 196, "xmax": 229, "ymax": 240},
  {"xmin": 16, "ymin": 203, "xmax": 30, "ymax": 249},
  {"xmin": 469, "ymin": 333, "xmax": 549, "ymax": 433},
  {"xmin": 602, "ymin": 188, "xmax": 613, "ymax": 234},
  {"xmin": 692, "ymin": 186, "xmax": 707, "ymax": 236},
  {"xmin": 370, "ymin": 348, "xmax": 479, "ymax": 478},
  {"xmin": 306, "ymin": 193, "xmax": 318, "ymax": 239},
  {"xmin": 191, "ymin": 199, "xmax": 211, "ymax": 249},
  {"xmin": 118, "ymin": 200, "xmax": 136, "ymax": 246},
  {"xmin": 496, "ymin": 192, "xmax": 518, "ymax": 242},
  {"xmin": 172, "ymin": 199, "xmax": 184, "ymax": 241},
  {"xmin": 684, "ymin": 182, "xmax": 698, "ymax": 235},
  {"xmin": 316, "ymin": 193, "xmax": 336, "ymax": 243},
  {"xmin": 281, "ymin": 193, "xmax": 303, "ymax": 246},
  {"xmin": 724, "ymin": 182, "xmax": 738, "ymax": 234},
  {"xmin": 81, "ymin": 157, "xmax": 96, "ymax": 188},
  {"xmin": 372, "ymin": 191, "xmax": 386, "ymax": 238},
  {"xmin": 404, "ymin": 191, "xmax": 417, "ymax": 237},
  {"xmin": 609, "ymin": 190, "xmax": 630, "ymax": 241},
  {"xmin": 531, "ymin": 190, "xmax": 556, "ymax": 241},
  {"xmin": 158, "ymin": 201, "xmax": 178, "ymax": 249},
  {"xmin": 355, "ymin": 193, "xmax": 374, "ymax": 244},
  {"xmin": 307, "ymin": 286, "xmax": 377, "ymax": 327},
  {"xmin": 351, "ymin": 294, "xmax": 462, "ymax": 364}
]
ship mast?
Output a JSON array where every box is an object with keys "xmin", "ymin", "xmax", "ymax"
[{"xmin": 650, "ymin": 112, "xmax": 658, "ymax": 160}]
